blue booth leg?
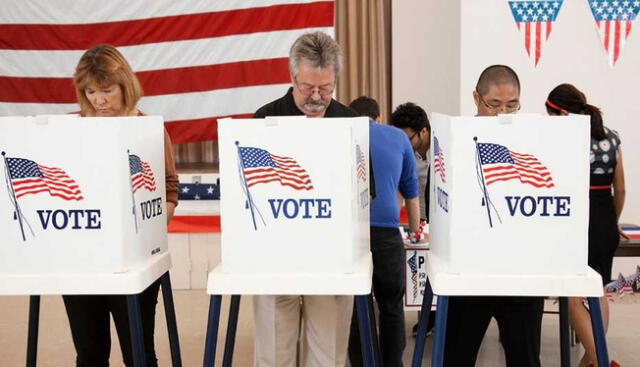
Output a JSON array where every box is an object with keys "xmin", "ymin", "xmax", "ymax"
[
  {"xmin": 202, "ymin": 295, "xmax": 222, "ymax": 367},
  {"xmin": 26, "ymin": 295, "xmax": 40, "ymax": 367},
  {"xmin": 559, "ymin": 297, "xmax": 571, "ymax": 367},
  {"xmin": 587, "ymin": 297, "xmax": 610, "ymax": 367},
  {"xmin": 127, "ymin": 295, "xmax": 148, "ymax": 367},
  {"xmin": 355, "ymin": 295, "xmax": 377, "ymax": 367},
  {"xmin": 160, "ymin": 272, "xmax": 183, "ymax": 367},
  {"xmin": 411, "ymin": 279, "xmax": 435, "ymax": 367},
  {"xmin": 222, "ymin": 295, "xmax": 241, "ymax": 367},
  {"xmin": 431, "ymin": 296, "xmax": 449, "ymax": 367}
]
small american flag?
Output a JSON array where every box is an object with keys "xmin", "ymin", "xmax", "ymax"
[
  {"xmin": 239, "ymin": 147, "xmax": 313, "ymax": 191},
  {"xmin": 619, "ymin": 284, "xmax": 634, "ymax": 296},
  {"xmin": 433, "ymin": 136, "xmax": 446, "ymax": 183},
  {"xmin": 588, "ymin": 0, "xmax": 640, "ymax": 67},
  {"xmin": 477, "ymin": 142, "xmax": 554, "ymax": 188},
  {"xmin": 129, "ymin": 154, "xmax": 157, "ymax": 193},
  {"xmin": 408, "ymin": 251, "xmax": 419, "ymax": 301},
  {"xmin": 356, "ymin": 144, "xmax": 366, "ymax": 182},
  {"xmin": 5, "ymin": 157, "xmax": 83, "ymax": 201},
  {"xmin": 508, "ymin": 0, "xmax": 564, "ymax": 66}
]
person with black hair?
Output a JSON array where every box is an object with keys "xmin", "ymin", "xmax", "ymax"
[
  {"xmin": 444, "ymin": 65, "xmax": 544, "ymax": 367},
  {"xmin": 349, "ymin": 95, "xmax": 381, "ymax": 122},
  {"xmin": 546, "ymin": 83, "xmax": 626, "ymax": 367},
  {"xmin": 347, "ymin": 96, "xmax": 421, "ymax": 367},
  {"xmin": 389, "ymin": 102, "xmax": 434, "ymax": 338}
]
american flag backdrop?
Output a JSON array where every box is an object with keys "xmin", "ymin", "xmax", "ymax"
[
  {"xmin": 508, "ymin": 0, "xmax": 564, "ymax": 66},
  {"xmin": 433, "ymin": 136, "xmax": 446, "ymax": 183},
  {"xmin": 129, "ymin": 154, "xmax": 157, "ymax": 193},
  {"xmin": 587, "ymin": 0, "xmax": 640, "ymax": 67},
  {"xmin": 5, "ymin": 157, "xmax": 83, "ymax": 201},
  {"xmin": 0, "ymin": 1, "xmax": 335, "ymax": 144},
  {"xmin": 477, "ymin": 142, "xmax": 555, "ymax": 188},
  {"xmin": 238, "ymin": 146, "xmax": 313, "ymax": 190}
]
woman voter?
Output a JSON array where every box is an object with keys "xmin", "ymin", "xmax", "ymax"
[
  {"xmin": 62, "ymin": 44, "xmax": 179, "ymax": 367},
  {"xmin": 546, "ymin": 83, "xmax": 625, "ymax": 367}
]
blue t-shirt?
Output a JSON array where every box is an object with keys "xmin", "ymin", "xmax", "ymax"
[{"xmin": 369, "ymin": 120, "xmax": 418, "ymax": 227}]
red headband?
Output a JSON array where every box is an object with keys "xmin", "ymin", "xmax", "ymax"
[{"xmin": 545, "ymin": 99, "xmax": 566, "ymax": 113}]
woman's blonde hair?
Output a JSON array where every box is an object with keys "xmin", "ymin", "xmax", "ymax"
[{"xmin": 73, "ymin": 44, "xmax": 142, "ymax": 115}]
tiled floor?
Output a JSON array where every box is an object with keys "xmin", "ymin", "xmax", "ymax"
[{"xmin": 1, "ymin": 292, "xmax": 639, "ymax": 366}]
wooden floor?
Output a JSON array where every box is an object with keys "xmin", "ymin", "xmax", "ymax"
[{"xmin": 1, "ymin": 292, "xmax": 639, "ymax": 366}]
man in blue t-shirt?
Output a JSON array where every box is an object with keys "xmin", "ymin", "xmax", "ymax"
[{"xmin": 348, "ymin": 96, "xmax": 420, "ymax": 367}]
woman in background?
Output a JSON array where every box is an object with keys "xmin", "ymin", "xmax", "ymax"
[
  {"xmin": 546, "ymin": 83, "xmax": 625, "ymax": 367},
  {"xmin": 63, "ymin": 44, "xmax": 179, "ymax": 367}
]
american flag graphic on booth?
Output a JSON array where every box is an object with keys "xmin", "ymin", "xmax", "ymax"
[
  {"xmin": 508, "ymin": 0, "xmax": 564, "ymax": 66},
  {"xmin": 356, "ymin": 144, "xmax": 366, "ymax": 182},
  {"xmin": 433, "ymin": 136, "xmax": 446, "ymax": 183},
  {"xmin": 0, "ymin": 1, "xmax": 335, "ymax": 144},
  {"xmin": 129, "ymin": 154, "xmax": 157, "ymax": 193},
  {"xmin": 477, "ymin": 143, "xmax": 554, "ymax": 188},
  {"xmin": 587, "ymin": 0, "xmax": 640, "ymax": 67},
  {"xmin": 239, "ymin": 147, "xmax": 313, "ymax": 191},
  {"xmin": 5, "ymin": 157, "xmax": 83, "ymax": 201}
]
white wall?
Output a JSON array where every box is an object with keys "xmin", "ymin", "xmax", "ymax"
[{"xmin": 393, "ymin": 0, "xmax": 640, "ymax": 224}]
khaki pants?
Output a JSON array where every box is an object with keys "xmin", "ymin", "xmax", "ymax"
[{"xmin": 254, "ymin": 295, "xmax": 353, "ymax": 367}]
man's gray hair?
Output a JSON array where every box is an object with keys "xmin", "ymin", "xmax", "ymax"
[{"xmin": 289, "ymin": 31, "xmax": 342, "ymax": 78}]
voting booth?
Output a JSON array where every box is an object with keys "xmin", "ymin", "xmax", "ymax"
[
  {"xmin": 0, "ymin": 115, "xmax": 168, "ymax": 275},
  {"xmin": 217, "ymin": 116, "xmax": 370, "ymax": 274},
  {"xmin": 429, "ymin": 113, "xmax": 590, "ymax": 276}
]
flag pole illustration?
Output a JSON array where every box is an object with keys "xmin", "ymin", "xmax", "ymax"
[
  {"xmin": 235, "ymin": 141, "xmax": 265, "ymax": 231},
  {"xmin": 475, "ymin": 137, "xmax": 555, "ymax": 227},
  {"xmin": 127, "ymin": 149, "xmax": 139, "ymax": 234},
  {"xmin": 2, "ymin": 151, "xmax": 26, "ymax": 241},
  {"xmin": 473, "ymin": 137, "xmax": 495, "ymax": 228},
  {"xmin": 128, "ymin": 151, "xmax": 157, "ymax": 233},
  {"xmin": 3, "ymin": 152, "xmax": 82, "ymax": 241}
]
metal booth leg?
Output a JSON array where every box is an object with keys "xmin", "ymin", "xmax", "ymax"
[
  {"xmin": 222, "ymin": 295, "xmax": 241, "ymax": 367},
  {"xmin": 559, "ymin": 297, "xmax": 571, "ymax": 367},
  {"xmin": 26, "ymin": 295, "xmax": 40, "ymax": 367},
  {"xmin": 127, "ymin": 294, "xmax": 148, "ymax": 367},
  {"xmin": 355, "ymin": 295, "xmax": 377, "ymax": 367},
  {"xmin": 202, "ymin": 295, "xmax": 222, "ymax": 367},
  {"xmin": 411, "ymin": 279, "xmax": 434, "ymax": 367},
  {"xmin": 160, "ymin": 271, "xmax": 182, "ymax": 366},
  {"xmin": 430, "ymin": 295, "xmax": 449, "ymax": 367},
  {"xmin": 587, "ymin": 297, "xmax": 610, "ymax": 367}
]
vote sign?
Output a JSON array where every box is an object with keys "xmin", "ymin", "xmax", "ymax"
[
  {"xmin": 429, "ymin": 113, "xmax": 590, "ymax": 276},
  {"xmin": 218, "ymin": 117, "xmax": 370, "ymax": 274},
  {"xmin": 0, "ymin": 115, "xmax": 167, "ymax": 274}
]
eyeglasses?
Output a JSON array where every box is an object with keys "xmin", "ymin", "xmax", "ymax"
[
  {"xmin": 294, "ymin": 77, "xmax": 335, "ymax": 97},
  {"xmin": 408, "ymin": 131, "xmax": 420, "ymax": 141},
  {"xmin": 477, "ymin": 93, "xmax": 521, "ymax": 113}
]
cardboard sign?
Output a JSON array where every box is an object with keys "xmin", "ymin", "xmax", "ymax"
[
  {"xmin": 0, "ymin": 115, "xmax": 167, "ymax": 274},
  {"xmin": 218, "ymin": 117, "xmax": 370, "ymax": 274},
  {"xmin": 404, "ymin": 245, "xmax": 437, "ymax": 311},
  {"xmin": 429, "ymin": 113, "xmax": 590, "ymax": 276}
]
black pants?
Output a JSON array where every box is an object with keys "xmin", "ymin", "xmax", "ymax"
[
  {"xmin": 443, "ymin": 296, "xmax": 544, "ymax": 367},
  {"xmin": 62, "ymin": 279, "xmax": 161, "ymax": 367},
  {"xmin": 349, "ymin": 226, "xmax": 406, "ymax": 367}
]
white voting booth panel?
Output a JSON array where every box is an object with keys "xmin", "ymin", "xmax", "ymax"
[
  {"xmin": 429, "ymin": 113, "xmax": 590, "ymax": 276},
  {"xmin": 0, "ymin": 115, "xmax": 167, "ymax": 275},
  {"xmin": 218, "ymin": 117, "xmax": 370, "ymax": 274}
]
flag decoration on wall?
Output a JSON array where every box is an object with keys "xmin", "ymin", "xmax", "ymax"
[
  {"xmin": 508, "ymin": 0, "xmax": 564, "ymax": 66},
  {"xmin": 587, "ymin": 0, "xmax": 640, "ymax": 67},
  {"xmin": 0, "ymin": 1, "xmax": 335, "ymax": 144}
]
